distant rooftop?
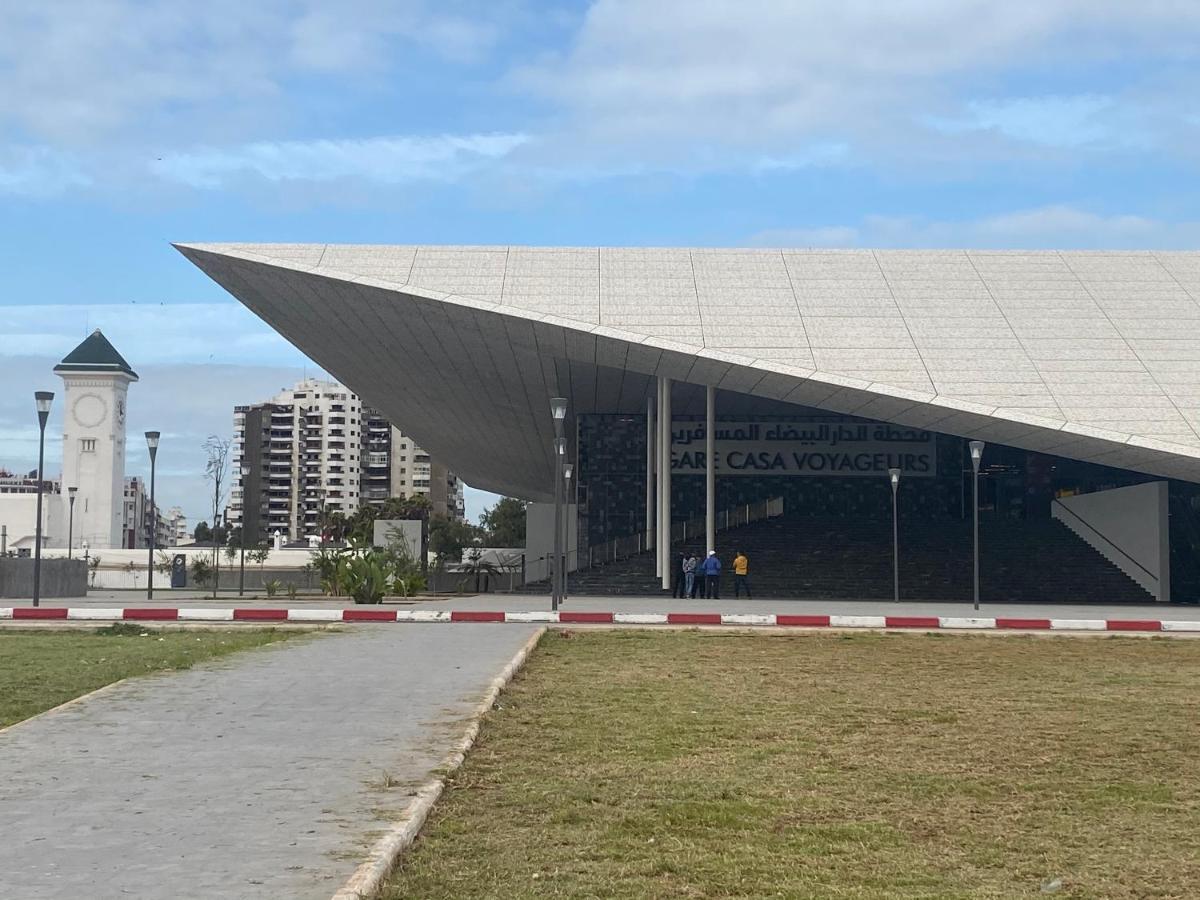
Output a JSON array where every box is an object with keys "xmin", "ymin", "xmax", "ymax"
[{"xmin": 54, "ymin": 329, "xmax": 138, "ymax": 378}]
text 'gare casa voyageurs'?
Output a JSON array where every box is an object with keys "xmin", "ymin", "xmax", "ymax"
[{"xmin": 670, "ymin": 420, "xmax": 936, "ymax": 476}]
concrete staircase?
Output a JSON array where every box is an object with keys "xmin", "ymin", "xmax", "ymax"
[{"xmin": 546, "ymin": 516, "xmax": 1155, "ymax": 603}]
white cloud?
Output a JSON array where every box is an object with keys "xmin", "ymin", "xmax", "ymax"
[
  {"xmin": 0, "ymin": 303, "xmax": 310, "ymax": 367},
  {"xmin": 151, "ymin": 133, "xmax": 531, "ymax": 188},
  {"xmin": 0, "ymin": 146, "xmax": 91, "ymax": 196},
  {"xmin": 0, "ymin": 0, "xmax": 509, "ymax": 145},
  {"xmin": 746, "ymin": 205, "xmax": 1200, "ymax": 250},
  {"xmin": 512, "ymin": 0, "xmax": 1200, "ymax": 169}
]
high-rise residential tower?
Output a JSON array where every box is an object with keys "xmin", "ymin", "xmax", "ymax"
[{"xmin": 231, "ymin": 378, "xmax": 463, "ymax": 545}]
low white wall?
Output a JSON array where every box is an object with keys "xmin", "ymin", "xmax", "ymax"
[
  {"xmin": 36, "ymin": 546, "xmax": 319, "ymax": 590},
  {"xmin": 1052, "ymin": 481, "xmax": 1170, "ymax": 601}
]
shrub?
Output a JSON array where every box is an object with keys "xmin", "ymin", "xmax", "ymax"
[
  {"xmin": 342, "ymin": 554, "xmax": 390, "ymax": 604},
  {"xmin": 264, "ymin": 579, "xmax": 282, "ymax": 597},
  {"xmin": 190, "ymin": 557, "xmax": 213, "ymax": 587}
]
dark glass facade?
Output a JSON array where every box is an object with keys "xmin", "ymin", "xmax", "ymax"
[{"xmin": 577, "ymin": 409, "xmax": 1200, "ymax": 601}]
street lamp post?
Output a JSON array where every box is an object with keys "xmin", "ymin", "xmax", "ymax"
[
  {"xmin": 67, "ymin": 486, "xmax": 77, "ymax": 559},
  {"xmin": 550, "ymin": 397, "xmax": 567, "ymax": 612},
  {"xmin": 32, "ymin": 391, "xmax": 53, "ymax": 608},
  {"xmin": 888, "ymin": 467, "xmax": 901, "ymax": 603},
  {"xmin": 969, "ymin": 440, "xmax": 985, "ymax": 611},
  {"xmin": 563, "ymin": 462, "xmax": 573, "ymax": 602},
  {"xmin": 239, "ymin": 465, "xmax": 250, "ymax": 596},
  {"xmin": 145, "ymin": 431, "xmax": 160, "ymax": 601}
]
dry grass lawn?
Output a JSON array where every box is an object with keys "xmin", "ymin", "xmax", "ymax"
[
  {"xmin": 0, "ymin": 626, "xmax": 299, "ymax": 727},
  {"xmin": 384, "ymin": 629, "xmax": 1200, "ymax": 899}
]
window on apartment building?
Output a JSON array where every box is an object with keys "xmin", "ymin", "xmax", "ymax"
[{"xmin": 81, "ymin": 438, "xmax": 96, "ymax": 452}]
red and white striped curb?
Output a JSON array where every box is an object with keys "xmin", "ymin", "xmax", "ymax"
[{"xmin": 2, "ymin": 607, "xmax": 1199, "ymax": 631}]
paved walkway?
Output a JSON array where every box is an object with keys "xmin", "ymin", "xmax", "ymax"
[{"xmin": 0, "ymin": 624, "xmax": 537, "ymax": 900}]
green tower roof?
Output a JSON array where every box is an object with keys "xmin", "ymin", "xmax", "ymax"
[{"xmin": 53, "ymin": 329, "xmax": 138, "ymax": 378}]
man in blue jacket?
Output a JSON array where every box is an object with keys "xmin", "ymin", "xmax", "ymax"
[{"xmin": 700, "ymin": 550, "xmax": 721, "ymax": 599}]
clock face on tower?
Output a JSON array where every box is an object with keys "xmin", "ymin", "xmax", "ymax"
[{"xmin": 72, "ymin": 393, "xmax": 109, "ymax": 429}]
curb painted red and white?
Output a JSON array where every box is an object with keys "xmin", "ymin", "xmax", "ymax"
[{"xmin": 2, "ymin": 607, "xmax": 1199, "ymax": 632}]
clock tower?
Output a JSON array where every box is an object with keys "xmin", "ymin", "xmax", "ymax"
[{"xmin": 55, "ymin": 330, "xmax": 138, "ymax": 550}]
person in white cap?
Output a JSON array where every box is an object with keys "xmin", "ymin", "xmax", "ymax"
[{"xmin": 700, "ymin": 550, "xmax": 722, "ymax": 599}]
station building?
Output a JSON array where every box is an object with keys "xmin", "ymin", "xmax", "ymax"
[{"xmin": 176, "ymin": 244, "xmax": 1200, "ymax": 603}]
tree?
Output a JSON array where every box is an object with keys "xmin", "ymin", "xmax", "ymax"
[
  {"xmin": 345, "ymin": 504, "xmax": 381, "ymax": 544},
  {"xmin": 480, "ymin": 497, "xmax": 527, "ymax": 547},
  {"xmin": 194, "ymin": 521, "xmax": 212, "ymax": 543},
  {"xmin": 248, "ymin": 545, "xmax": 270, "ymax": 573},
  {"xmin": 428, "ymin": 515, "xmax": 483, "ymax": 565},
  {"xmin": 380, "ymin": 495, "xmax": 432, "ymax": 520},
  {"xmin": 202, "ymin": 435, "xmax": 231, "ymax": 599}
]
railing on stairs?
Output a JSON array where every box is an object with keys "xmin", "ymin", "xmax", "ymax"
[{"xmin": 582, "ymin": 497, "xmax": 784, "ymax": 570}]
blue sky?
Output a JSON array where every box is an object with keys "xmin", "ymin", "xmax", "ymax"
[{"xmin": 3, "ymin": 0, "xmax": 1199, "ymax": 527}]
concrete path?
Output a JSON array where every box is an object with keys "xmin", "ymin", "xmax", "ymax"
[{"xmin": 0, "ymin": 624, "xmax": 537, "ymax": 900}]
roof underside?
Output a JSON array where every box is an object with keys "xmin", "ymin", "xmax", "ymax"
[{"xmin": 175, "ymin": 243, "xmax": 1200, "ymax": 500}]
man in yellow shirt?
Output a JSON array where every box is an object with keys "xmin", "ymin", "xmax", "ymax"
[{"xmin": 733, "ymin": 550, "xmax": 751, "ymax": 599}]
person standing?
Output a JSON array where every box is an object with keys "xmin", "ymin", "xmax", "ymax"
[
  {"xmin": 687, "ymin": 553, "xmax": 700, "ymax": 598},
  {"xmin": 672, "ymin": 550, "xmax": 688, "ymax": 598},
  {"xmin": 733, "ymin": 550, "xmax": 751, "ymax": 599},
  {"xmin": 683, "ymin": 552, "xmax": 697, "ymax": 599},
  {"xmin": 701, "ymin": 550, "xmax": 721, "ymax": 599}
]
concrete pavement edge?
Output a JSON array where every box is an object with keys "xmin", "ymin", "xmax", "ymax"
[{"xmin": 330, "ymin": 625, "xmax": 548, "ymax": 900}]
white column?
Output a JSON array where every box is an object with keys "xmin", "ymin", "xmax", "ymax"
[
  {"xmin": 706, "ymin": 384, "xmax": 716, "ymax": 554},
  {"xmin": 645, "ymin": 393, "xmax": 655, "ymax": 551},
  {"xmin": 660, "ymin": 376, "xmax": 672, "ymax": 590},
  {"xmin": 655, "ymin": 378, "xmax": 664, "ymax": 579}
]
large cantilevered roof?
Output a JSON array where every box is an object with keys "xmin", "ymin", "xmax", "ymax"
[{"xmin": 176, "ymin": 244, "xmax": 1200, "ymax": 499}]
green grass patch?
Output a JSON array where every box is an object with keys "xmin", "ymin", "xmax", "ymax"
[
  {"xmin": 384, "ymin": 630, "xmax": 1200, "ymax": 899},
  {"xmin": 0, "ymin": 627, "xmax": 302, "ymax": 727}
]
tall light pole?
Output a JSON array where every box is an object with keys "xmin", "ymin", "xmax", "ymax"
[
  {"xmin": 32, "ymin": 391, "xmax": 53, "ymax": 608},
  {"xmin": 550, "ymin": 397, "xmax": 567, "ymax": 612},
  {"xmin": 888, "ymin": 467, "xmax": 901, "ymax": 603},
  {"xmin": 563, "ymin": 462, "xmax": 573, "ymax": 602},
  {"xmin": 317, "ymin": 487, "xmax": 327, "ymax": 550},
  {"xmin": 67, "ymin": 486, "xmax": 77, "ymax": 559},
  {"xmin": 969, "ymin": 440, "xmax": 985, "ymax": 611},
  {"xmin": 239, "ymin": 464, "xmax": 250, "ymax": 596},
  {"xmin": 145, "ymin": 431, "xmax": 160, "ymax": 601}
]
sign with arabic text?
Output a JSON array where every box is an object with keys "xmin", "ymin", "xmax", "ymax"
[{"xmin": 671, "ymin": 420, "xmax": 936, "ymax": 477}]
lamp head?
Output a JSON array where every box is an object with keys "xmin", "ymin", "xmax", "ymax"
[
  {"xmin": 550, "ymin": 397, "xmax": 568, "ymax": 421},
  {"xmin": 554, "ymin": 436, "xmax": 566, "ymax": 456},
  {"xmin": 145, "ymin": 431, "xmax": 160, "ymax": 452},
  {"xmin": 68, "ymin": 486, "xmax": 77, "ymax": 498},
  {"xmin": 34, "ymin": 390, "xmax": 54, "ymax": 423},
  {"xmin": 969, "ymin": 440, "xmax": 985, "ymax": 472},
  {"xmin": 241, "ymin": 465, "xmax": 251, "ymax": 477},
  {"xmin": 888, "ymin": 467, "xmax": 901, "ymax": 488},
  {"xmin": 563, "ymin": 463, "xmax": 574, "ymax": 481}
]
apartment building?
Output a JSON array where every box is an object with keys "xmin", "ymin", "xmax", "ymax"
[
  {"xmin": 121, "ymin": 476, "xmax": 172, "ymax": 549},
  {"xmin": 231, "ymin": 379, "xmax": 463, "ymax": 545},
  {"xmin": 164, "ymin": 506, "xmax": 188, "ymax": 546},
  {"xmin": 361, "ymin": 407, "xmax": 465, "ymax": 519}
]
